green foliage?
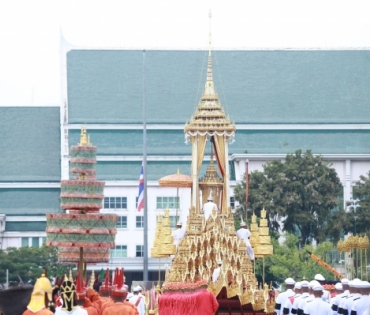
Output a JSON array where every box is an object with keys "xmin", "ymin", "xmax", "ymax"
[
  {"xmin": 234, "ymin": 149, "xmax": 342, "ymax": 246},
  {"xmin": 347, "ymin": 171, "xmax": 370, "ymax": 235},
  {"xmin": 254, "ymin": 233, "xmax": 339, "ymax": 286},
  {"xmin": 0, "ymin": 245, "xmax": 71, "ymax": 286}
]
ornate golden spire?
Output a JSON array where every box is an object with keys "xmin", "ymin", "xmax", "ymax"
[{"xmin": 184, "ymin": 10, "xmax": 235, "ymax": 139}]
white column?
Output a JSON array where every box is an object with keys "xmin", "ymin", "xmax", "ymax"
[
  {"xmin": 344, "ymin": 159, "xmax": 352, "ymax": 205},
  {"xmin": 239, "ymin": 159, "xmax": 247, "ymax": 181},
  {"xmin": 192, "ymin": 139, "xmax": 198, "ymax": 208},
  {"xmin": 225, "ymin": 138, "xmax": 230, "ymax": 208}
]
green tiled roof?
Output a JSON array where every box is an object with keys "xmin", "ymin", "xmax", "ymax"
[
  {"xmin": 6, "ymin": 221, "xmax": 46, "ymax": 232},
  {"xmin": 0, "ymin": 188, "xmax": 62, "ymax": 215},
  {"xmin": 96, "ymin": 160, "xmax": 228, "ymax": 181},
  {"xmin": 67, "ymin": 50, "xmax": 370, "ymax": 124},
  {"xmin": 0, "ymin": 107, "xmax": 60, "ymax": 182},
  {"xmin": 70, "ymin": 129, "xmax": 370, "ymax": 156}
]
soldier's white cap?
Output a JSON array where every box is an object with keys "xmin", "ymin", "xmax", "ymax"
[
  {"xmin": 349, "ymin": 279, "xmax": 362, "ymax": 287},
  {"xmin": 358, "ymin": 281, "xmax": 370, "ymax": 288},
  {"xmin": 285, "ymin": 278, "xmax": 295, "ymax": 285},
  {"xmin": 335, "ymin": 283, "xmax": 343, "ymax": 290},
  {"xmin": 176, "ymin": 221, "xmax": 182, "ymax": 226},
  {"xmin": 341, "ymin": 278, "xmax": 349, "ymax": 285},
  {"xmin": 312, "ymin": 284, "xmax": 324, "ymax": 291},
  {"xmin": 301, "ymin": 280, "xmax": 309, "ymax": 287},
  {"xmin": 240, "ymin": 222, "xmax": 246, "ymax": 227},
  {"xmin": 314, "ymin": 274, "xmax": 325, "ymax": 281},
  {"xmin": 309, "ymin": 280, "xmax": 320, "ymax": 288},
  {"xmin": 294, "ymin": 282, "xmax": 302, "ymax": 289},
  {"xmin": 133, "ymin": 286, "xmax": 141, "ymax": 292},
  {"xmin": 217, "ymin": 260, "xmax": 222, "ymax": 265}
]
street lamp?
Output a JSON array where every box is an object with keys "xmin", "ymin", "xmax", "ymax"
[{"xmin": 347, "ymin": 198, "xmax": 361, "ymax": 276}]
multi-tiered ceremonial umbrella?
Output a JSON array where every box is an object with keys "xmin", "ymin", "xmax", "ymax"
[{"xmin": 46, "ymin": 127, "xmax": 117, "ymax": 271}]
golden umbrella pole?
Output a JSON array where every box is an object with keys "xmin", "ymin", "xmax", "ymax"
[{"xmin": 263, "ymin": 257, "xmax": 265, "ymax": 285}]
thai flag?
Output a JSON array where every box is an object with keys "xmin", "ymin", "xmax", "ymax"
[{"xmin": 137, "ymin": 162, "xmax": 144, "ymax": 212}]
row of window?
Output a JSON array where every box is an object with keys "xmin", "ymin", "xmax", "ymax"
[
  {"xmin": 116, "ymin": 215, "xmax": 178, "ymax": 229},
  {"xmin": 104, "ymin": 196, "xmax": 180, "ymax": 210},
  {"xmin": 111, "ymin": 245, "xmax": 144, "ymax": 258},
  {"xmin": 105, "ymin": 196, "xmax": 235, "ymax": 210},
  {"xmin": 21, "ymin": 237, "xmax": 46, "ymax": 247}
]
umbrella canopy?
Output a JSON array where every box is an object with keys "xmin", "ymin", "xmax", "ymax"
[{"xmin": 158, "ymin": 169, "xmax": 192, "ymax": 188}]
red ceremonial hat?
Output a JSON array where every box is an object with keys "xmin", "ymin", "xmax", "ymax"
[
  {"xmin": 100, "ymin": 268, "xmax": 111, "ymax": 292},
  {"xmin": 110, "ymin": 268, "xmax": 127, "ymax": 297},
  {"xmin": 75, "ymin": 273, "xmax": 87, "ymax": 300}
]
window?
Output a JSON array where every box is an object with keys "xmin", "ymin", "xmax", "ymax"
[
  {"xmin": 157, "ymin": 215, "xmax": 177, "ymax": 228},
  {"xmin": 136, "ymin": 197, "xmax": 138, "ymax": 208},
  {"xmin": 156, "ymin": 197, "xmax": 180, "ymax": 209},
  {"xmin": 21, "ymin": 237, "xmax": 29, "ymax": 247},
  {"xmin": 230, "ymin": 197, "xmax": 235, "ymax": 209},
  {"xmin": 104, "ymin": 197, "xmax": 127, "ymax": 210},
  {"xmin": 111, "ymin": 245, "xmax": 127, "ymax": 258},
  {"xmin": 117, "ymin": 216, "xmax": 127, "ymax": 229},
  {"xmin": 32, "ymin": 237, "xmax": 39, "ymax": 247},
  {"xmin": 136, "ymin": 245, "xmax": 144, "ymax": 257},
  {"xmin": 136, "ymin": 216, "xmax": 144, "ymax": 228}
]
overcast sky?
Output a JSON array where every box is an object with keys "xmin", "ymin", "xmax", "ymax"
[{"xmin": 1, "ymin": 0, "xmax": 370, "ymax": 106}]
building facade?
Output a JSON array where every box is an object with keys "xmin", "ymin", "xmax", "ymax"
[{"xmin": 1, "ymin": 35, "xmax": 370, "ymax": 280}]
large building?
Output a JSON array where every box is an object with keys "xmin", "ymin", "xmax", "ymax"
[{"xmin": 1, "ymin": 33, "xmax": 370, "ymax": 280}]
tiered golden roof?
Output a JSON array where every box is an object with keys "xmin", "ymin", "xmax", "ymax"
[
  {"xmin": 151, "ymin": 210, "xmax": 176, "ymax": 257},
  {"xmin": 165, "ymin": 208, "xmax": 275, "ymax": 311},
  {"xmin": 254, "ymin": 208, "xmax": 273, "ymax": 258}
]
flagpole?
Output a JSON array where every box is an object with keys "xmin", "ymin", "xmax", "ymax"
[{"xmin": 143, "ymin": 49, "xmax": 149, "ymax": 281}]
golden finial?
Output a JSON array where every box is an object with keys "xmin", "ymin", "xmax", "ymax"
[
  {"xmin": 64, "ymin": 274, "xmax": 68, "ymax": 281},
  {"xmin": 261, "ymin": 207, "xmax": 266, "ymax": 219},
  {"xmin": 79, "ymin": 126, "xmax": 89, "ymax": 146},
  {"xmin": 89, "ymin": 270, "xmax": 95, "ymax": 289},
  {"xmin": 69, "ymin": 269, "xmax": 73, "ymax": 281}
]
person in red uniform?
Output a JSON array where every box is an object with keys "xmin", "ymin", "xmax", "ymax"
[
  {"xmin": 102, "ymin": 268, "xmax": 134, "ymax": 315},
  {"xmin": 73, "ymin": 273, "xmax": 101, "ymax": 315},
  {"xmin": 23, "ymin": 274, "xmax": 54, "ymax": 315}
]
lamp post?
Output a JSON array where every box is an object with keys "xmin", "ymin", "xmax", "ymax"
[{"xmin": 347, "ymin": 198, "xmax": 361, "ymax": 276}]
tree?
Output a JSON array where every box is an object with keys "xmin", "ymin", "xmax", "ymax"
[
  {"xmin": 234, "ymin": 149, "xmax": 342, "ymax": 247},
  {"xmin": 0, "ymin": 245, "xmax": 71, "ymax": 287},
  {"xmin": 346, "ymin": 171, "xmax": 370, "ymax": 235}
]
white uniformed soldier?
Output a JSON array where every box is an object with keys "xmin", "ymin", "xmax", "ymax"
[
  {"xmin": 172, "ymin": 221, "xmax": 186, "ymax": 247},
  {"xmin": 202, "ymin": 193, "xmax": 219, "ymax": 221},
  {"xmin": 330, "ymin": 282, "xmax": 344, "ymax": 315},
  {"xmin": 212, "ymin": 260, "xmax": 222, "ymax": 282},
  {"xmin": 338, "ymin": 279, "xmax": 362, "ymax": 315},
  {"xmin": 332, "ymin": 278, "xmax": 349, "ymax": 315},
  {"xmin": 314, "ymin": 274, "xmax": 331, "ymax": 303},
  {"xmin": 303, "ymin": 284, "xmax": 332, "ymax": 315},
  {"xmin": 291, "ymin": 280, "xmax": 309, "ymax": 315},
  {"xmin": 275, "ymin": 278, "xmax": 295, "ymax": 315},
  {"xmin": 350, "ymin": 281, "xmax": 370, "ymax": 315},
  {"xmin": 297, "ymin": 280, "xmax": 320, "ymax": 315},
  {"xmin": 282, "ymin": 281, "xmax": 302, "ymax": 315},
  {"xmin": 236, "ymin": 221, "xmax": 255, "ymax": 260}
]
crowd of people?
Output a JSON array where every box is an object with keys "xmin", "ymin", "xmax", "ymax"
[
  {"xmin": 275, "ymin": 274, "xmax": 370, "ymax": 315},
  {"xmin": 22, "ymin": 269, "xmax": 146, "ymax": 315}
]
